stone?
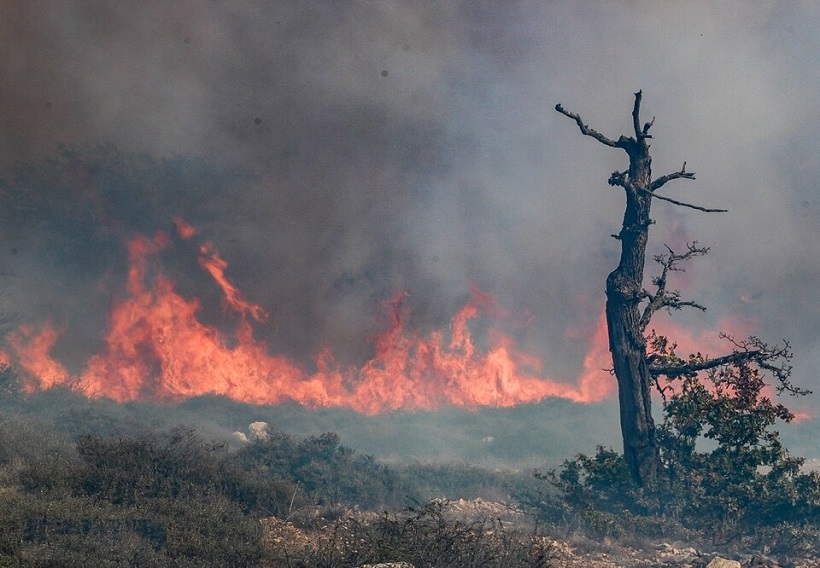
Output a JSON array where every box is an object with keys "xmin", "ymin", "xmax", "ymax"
[
  {"xmin": 706, "ymin": 557, "xmax": 741, "ymax": 568},
  {"xmin": 248, "ymin": 421, "xmax": 270, "ymax": 441}
]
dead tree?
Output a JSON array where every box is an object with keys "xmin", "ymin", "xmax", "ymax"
[{"xmin": 555, "ymin": 92, "xmax": 728, "ymax": 486}]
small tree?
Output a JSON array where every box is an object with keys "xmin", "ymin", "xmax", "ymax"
[{"xmin": 555, "ymin": 92, "xmax": 808, "ymax": 486}]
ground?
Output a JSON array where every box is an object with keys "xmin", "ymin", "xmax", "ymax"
[{"xmin": 259, "ymin": 498, "xmax": 820, "ymax": 568}]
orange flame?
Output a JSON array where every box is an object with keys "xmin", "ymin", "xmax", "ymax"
[
  {"xmin": 171, "ymin": 215, "xmax": 198, "ymax": 239},
  {"xmin": 5, "ymin": 322, "xmax": 68, "ymax": 391},
  {"xmin": 197, "ymin": 242, "xmax": 269, "ymax": 323},
  {"xmin": 1, "ymin": 222, "xmax": 617, "ymax": 413}
]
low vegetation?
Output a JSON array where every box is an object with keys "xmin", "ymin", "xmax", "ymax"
[
  {"xmin": 0, "ymin": 362, "xmax": 819, "ymax": 566},
  {"xmin": 0, "ymin": 371, "xmax": 543, "ymax": 566},
  {"xmin": 532, "ymin": 353, "xmax": 820, "ymax": 554}
]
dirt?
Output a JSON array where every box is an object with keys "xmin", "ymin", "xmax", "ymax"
[{"xmin": 260, "ymin": 499, "xmax": 820, "ymax": 568}]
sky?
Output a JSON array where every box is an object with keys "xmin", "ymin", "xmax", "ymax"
[{"xmin": 0, "ymin": 2, "xmax": 818, "ymax": 418}]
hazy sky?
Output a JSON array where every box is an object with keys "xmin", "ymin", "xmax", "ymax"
[{"xmin": 1, "ymin": 2, "xmax": 818, "ymax": 415}]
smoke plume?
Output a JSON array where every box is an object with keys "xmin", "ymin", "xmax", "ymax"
[{"xmin": 1, "ymin": 3, "xmax": 818, "ymax": 416}]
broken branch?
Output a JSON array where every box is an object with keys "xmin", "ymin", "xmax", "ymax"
[
  {"xmin": 651, "ymin": 163, "xmax": 696, "ymax": 191},
  {"xmin": 632, "ymin": 91, "xmax": 652, "ymax": 140},
  {"xmin": 649, "ymin": 349, "xmax": 763, "ymax": 378},
  {"xmin": 555, "ymin": 103, "xmax": 621, "ymax": 148},
  {"xmin": 635, "ymin": 185, "xmax": 727, "ymax": 213}
]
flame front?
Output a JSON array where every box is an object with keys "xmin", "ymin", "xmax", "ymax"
[{"xmin": 1, "ymin": 223, "xmax": 615, "ymax": 413}]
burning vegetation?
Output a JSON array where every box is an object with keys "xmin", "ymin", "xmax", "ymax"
[{"xmin": 0, "ymin": 217, "xmax": 614, "ymax": 413}]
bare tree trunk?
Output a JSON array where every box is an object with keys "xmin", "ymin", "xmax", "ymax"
[
  {"xmin": 555, "ymin": 92, "xmax": 699, "ymax": 485},
  {"xmin": 556, "ymin": 92, "xmax": 799, "ymax": 487},
  {"xmin": 605, "ymin": 140, "xmax": 659, "ymax": 486}
]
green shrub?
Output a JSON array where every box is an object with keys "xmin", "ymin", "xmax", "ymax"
[
  {"xmin": 154, "ymin": 496, "xmax": 263, "ymax": 567},
  {"xmin": 400, "ymin": 462, "xmax": 536, "ymax": 504},
  {"xmin": 0, "ymin": 471, "xmax": 264, "ymax": 566},
  {"xmin": 74, "ymin": 427, "xmax": 230, "ymax": 504},
  {"xmin": 234, "ymin": 429, "xmax": 401, "ymax": 509},
  {"xmin": 0, "ymin": 491, "xmax": 164, "ymax": 564},
  {"xmin": 537, "ymin": 356, "xmax": 820, "ymax": 545},
  {"xmin": 18, "ymin": 529, "xmax": 168, "ymax": 568},
  {"xmin": 269, "ymin": 499, "xmax": 557, "ymax": 568}
]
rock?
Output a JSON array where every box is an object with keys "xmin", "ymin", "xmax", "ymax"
[
  {"xmin": 681, "ymin": 546, "xmax": 698, "ymax": 555},
  {"xmin": 358, "ymin": 564, "xmax": 415, "ymax": 568},
  {"xmin": 248, "ymin": 421, "xmax": 269, "ymax": 441},
  {"xmin": 706, "ymin": 557, "xmax": 741, "ymax": 568}
]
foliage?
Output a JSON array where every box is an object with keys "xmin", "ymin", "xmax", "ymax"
[
  {"xmin": 0, "ymin": 365, "xmax": 22, "ymax": 401},
  {"xmin": 538, "ymin": 346, "xmax": 820, "ymax": 544},
  {"xmin": 0, "ymin": 489, "xmax": 263, "ymax": 567},
  {"xmin": 234, "ymin": 429, "xmax": 402, "ymax": 509},
  {"xmin": 0, "ymin": 403, "xmax": 582, "ymax": 565},
  {"xmin": 268, "ymin": 499, "xmax": 558, "ymax": 568},
  {"xmin": 74, "ymin": 427, "xmax": 231, "ymax": 504},
  {"xmin": 0, "ymin": 426, "xmax": 274, "ymax": 565},
  {"xmin": 0, "ymin": 409, "xmax": 475, "ymax": 565},
  {"xmin": 400, "ymin": 461, "xmax": 538, "ymax": 503},
  {"xmin": 151, "ymin": 496, "xmax": 264, "ymax": 567},
  {"xmin": 657, "ymin": 361, "xmax": 820, "ymax": 535}
]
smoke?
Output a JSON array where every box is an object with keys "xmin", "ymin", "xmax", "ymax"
[{"xmin": 1, "ymin": 2, "xmax": 818, "ymax": 411}]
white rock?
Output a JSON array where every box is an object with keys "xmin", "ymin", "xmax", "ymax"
[
  {"xmin": 802, "ymin": 457, "xmax": 820, "ymax": 473},
  {"xmin": 706, "ymin": 557, "xmax": 741, "ymax": 568},
  {"xmin": 248, "ymin": 421, "xmax": 270, "ymax": 441}
]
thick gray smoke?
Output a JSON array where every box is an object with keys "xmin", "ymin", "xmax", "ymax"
[{"xmin": 1, "ymin": 3, "xmax": 818, "ymax": 414}]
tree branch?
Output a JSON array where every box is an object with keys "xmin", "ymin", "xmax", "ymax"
[
  {"xmin": 631, "ymin": 90, "xmax": 653, "ymax": 140},
  {"xmin": 555, "ymin": 103, "xmax": 623, "ymax": 148},
  {"xmin": 634, "ymin": 184, "xmax": 728, "ymax": 213},
  {"xmin": 639, "ymin": 243, "xmax": 709, "ymax": 331},
  {"xmin": 648, "ymin": 334, "xmax": 808, "ymax": 396},
  {"xmin": 610, "ymin": 163, "xmax": 724, "ymax": 212},
  {"xmin": 641, "ymin": 295, "xmax": 707, "ymax": 332},
  {"xmin": 720, "ymin": 335, "xmax": 807, "ymax": 395},
  {"xmin": 649, "ymin": 350, "xmax": 761, "ymax": 378},
  {"xmin": 576, "ymin": 97, "xmax": 717, "ymax": 213},
  {"xmin": 651, "ymin": 162, "xmax": 696, "ymax": 191}
]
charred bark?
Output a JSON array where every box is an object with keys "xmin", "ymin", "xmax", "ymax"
[
  {"xmin": 604, "ymin": 97, "xmax": 659, "ymax": 486},
  {"xmin": 556, "ymin": 92, "xmax": 712, "ymax": 485}
]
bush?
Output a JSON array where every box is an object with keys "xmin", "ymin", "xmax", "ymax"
[
  {"xmin": 655, "ymin": 360, "xmax": 820, "ymax": 537},
  {"xmin": 400, "ymin": 462, "xmax": 538, "ymax": 504},
  {"xmin": 0, "ymin": 439, "xmax": 266, "ymax": 567},
  {"xmin": 234, "ymin": 429, "xmax": 402, "ymax": 509},
  {"xmin": 0, "ymin": 489, "xmax": 263, "ymax": 566},
  {"xmin": 153, "ymin": 496, "xmax": 263, "ymax": 567},
  {"xmin": 74, "ymin": 427, "xmax": 231, "ymax": 504},
  {"xmin": 267, "ymin": 499, "xmax": 557, "ymax": 568},
  {"xmin": 537, "ymin": 357, "xmax": 820, "ymax": 545},
  {"xmin": 0, "ymin": 491, "xmax": 166, "ymax": 565}
]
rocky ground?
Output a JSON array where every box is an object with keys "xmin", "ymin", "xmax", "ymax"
[
  {"xmin": 260, "ymin": 499, "xmax": 820, "ymax": 568},
  {"xmin": 540, "ymin": 540, "xmax": 820, "ymax": 568},
  {"xmin": 438, "ymin": 499, "xmax": 820, "ymax": 568}
]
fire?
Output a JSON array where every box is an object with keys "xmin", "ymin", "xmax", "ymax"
[
  {"xmin": 5, "ymin": 322, "xmax": 68, "ymax": 391},
  {"xmin": 1, "ymin": 221, "xmax": 616, "ymax": 413},
  {"xmin": 171, "ymin": 216, "xmax": 198, "ymax": 239},
  {"xmin": 197, "ymin": 242, "xmax": 269, "ymax": 323}
]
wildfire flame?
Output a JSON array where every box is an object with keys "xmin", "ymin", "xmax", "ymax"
[{"xmin": 1, "ymin": 221, "xmax": 616, "ymax": 413}]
